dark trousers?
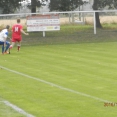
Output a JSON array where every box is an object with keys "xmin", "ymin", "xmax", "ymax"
[{"xmin": 0, "ymin": 41, "xmax": 10, "ymax": 53}]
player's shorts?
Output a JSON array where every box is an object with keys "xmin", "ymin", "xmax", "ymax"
[{"xmin": 12, "ymin": 38, "xmax": 22, "ymax": 42}]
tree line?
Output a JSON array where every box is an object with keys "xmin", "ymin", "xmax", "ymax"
[{"xmin": 0, "ymin": 0, "xmax": 117, "ymax": 28}]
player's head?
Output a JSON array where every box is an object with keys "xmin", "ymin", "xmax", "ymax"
[
  {"xmin": 6, "ymin": 25, "xmax": 10, "ymax": 29},
  {"xmin": 17, "ymin": 18, "xmax": 20, "ymax": 23}
]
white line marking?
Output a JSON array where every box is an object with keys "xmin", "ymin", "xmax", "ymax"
[
  {"xmin": 3, "ymin": 101, "xmax": 35, "ymax": 117},
  {"xmin": 0, "ymin": 99, "xmax": 34, "ymax": 117},
  {"xmin": 0, "ymin": 65, "xmax": 110, "ymax": 102}
]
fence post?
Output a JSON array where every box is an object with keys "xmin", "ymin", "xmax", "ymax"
[
  {"xmin": 43, "ymin": 31, "xmax": 45, "ymax": 37},
  {"xmin": 93, "ymin": 11, "xmax": 96, "ymax": 34},
  {"xmin": 43, "ymin": 12, "xmax": 46, "ymax": 37}
]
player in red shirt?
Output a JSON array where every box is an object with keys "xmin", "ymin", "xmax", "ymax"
[{"xmin": 10, "ymin": 18, "xmax": 29, "ymax": 51}]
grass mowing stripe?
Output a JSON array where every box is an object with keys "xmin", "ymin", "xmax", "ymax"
[{"xmin": 0, "ymin": 65, "xmax": 111, "ymax": 103}]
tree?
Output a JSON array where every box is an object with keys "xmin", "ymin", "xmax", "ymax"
[
  {"xmin": 31, "ymin": 0, "xmax": 41, "ymax": 13},
  {"xmin": 0, "ymin": 0, "xmax": 48, "ymax": 14},
  {"xmin": 31, "ymin": 0, "xmax": 48, "ymax": 13},
  {"xmin": 49, "ymin": 0, "xmax": 85, "ymax": 11},
  {"xmin": 48, "ymin": 0, "xmax": 87, "ymax": 23},
  {"xmin": 0, "ymin": 0, "xmax": 21, "ymax": 14},
  {"xmin": 92, "ymin": 0, "xmax": 117, "ymax": 28},
  {"xmin": 92, "ymin": 0, "xmax": 102, "ymax": 28}
]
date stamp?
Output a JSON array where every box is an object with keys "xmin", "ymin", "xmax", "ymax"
[{"xmin": 104, "ymin": 102, "xmax": 117, "ymax": 107}]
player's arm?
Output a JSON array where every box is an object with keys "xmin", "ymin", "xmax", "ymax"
[{"xmin": 21, "ymin": 29, "xmax": 29, "ymax": 35}]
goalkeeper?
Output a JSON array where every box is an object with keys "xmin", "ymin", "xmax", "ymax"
[{"xmin": 0, "ymin": 25, "xmax": 10, "ymax": 54}]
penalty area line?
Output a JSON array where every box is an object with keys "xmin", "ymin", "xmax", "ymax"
[{"xmin": 0, "ymin": 65, "xmax": 111, "ymax": 103}]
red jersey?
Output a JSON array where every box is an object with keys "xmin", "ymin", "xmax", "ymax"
[{"xmin": 12, "ymin": 24, "xmax": 23, "ymax": 39}]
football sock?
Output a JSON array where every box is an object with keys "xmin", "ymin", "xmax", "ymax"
[{"xmin": 17, "ymin": 45, "xmax": 20, "ymax": 51}]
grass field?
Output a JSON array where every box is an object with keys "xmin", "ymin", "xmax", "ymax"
[{"xmin": 1, "ymin": 24, "xmax": 117, "ymax": 117}]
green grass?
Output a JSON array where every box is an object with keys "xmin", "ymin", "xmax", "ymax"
[
  {"xmin": 0, "ymin": 102, "xmax": 26, "ymax": 117},
  {"xmin": 0, "ymin": 41, "xmax": 117, "ymax": 117},
  {"xmin": 1, "ymin": 23, "xmax": 117, "ymax": 117},
  {"xmin": 17, "ymin": 24, "xmax": 117, "ymax": 46}
]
